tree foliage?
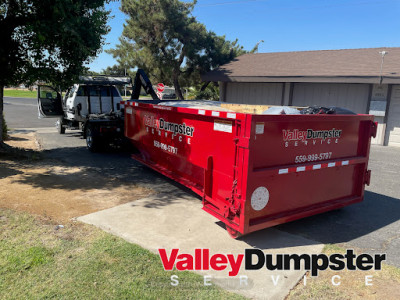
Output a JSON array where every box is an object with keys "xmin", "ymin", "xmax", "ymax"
[
  {"xmin": 108, "ymin": 0, "xmax": 245, "ymax": 100},
  {"xmin": 102, "ymin": 65, "xmax": 128, "ymax": 76},
  {"xmin": 0, "ymin": 0, "xmax": 111, "ymax": 142}
]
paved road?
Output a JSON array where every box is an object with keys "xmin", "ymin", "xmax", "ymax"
[
  {"xmin": 3, "ymin": 97, "xmax": 55, "ymax": 128},
  {"xmin": 4, "ymin": 97, "xmax": 400, "ymax": 268}
]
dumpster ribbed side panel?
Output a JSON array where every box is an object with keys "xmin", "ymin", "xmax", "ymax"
[{"xmin": 124, "ymin": 101, "xmax": 245, "ymax": 207}]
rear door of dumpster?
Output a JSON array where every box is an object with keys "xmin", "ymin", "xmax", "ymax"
[{"xmin": 202, "ymin": 114, "xmax": 376, "ymax": 236}]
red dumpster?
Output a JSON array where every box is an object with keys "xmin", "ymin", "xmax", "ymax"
[{"xmin": 124, "ymin": 101, "xmax": 376, "ymax": 238}]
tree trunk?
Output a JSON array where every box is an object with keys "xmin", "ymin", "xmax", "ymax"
[
  {"xmin": 0, "ymin": 85, "xmax": 3, "ymax": 143},
  {"xmin": 173, "ymin": 72, "xmax": 184, "ymax": 100}
]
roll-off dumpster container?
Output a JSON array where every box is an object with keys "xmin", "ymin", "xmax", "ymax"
[{"xmin": 124, "ymin": 101, "xmax": 376, "ymax": 238}]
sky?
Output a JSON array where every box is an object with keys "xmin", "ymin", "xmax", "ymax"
[{"xmin": 87, "ymin": 0, "xmax": 400, "ymax": 72}]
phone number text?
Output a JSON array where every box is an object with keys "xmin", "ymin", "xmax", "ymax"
[{"xmin": 295, "ymin": 152, "xmax": 332, "ymax": 163}]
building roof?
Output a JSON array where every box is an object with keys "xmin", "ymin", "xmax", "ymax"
[{"xmin": 202, "ymin": 47, "xmax": 400, "ymax": 84}]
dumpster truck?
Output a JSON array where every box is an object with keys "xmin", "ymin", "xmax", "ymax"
[
  {"xmin": 123, "ymin": 73, "xmax": 376, "ymax": 238},
  {"xmin": 37, "ymin": 70, "xmax": 159, "ymax": 151}
]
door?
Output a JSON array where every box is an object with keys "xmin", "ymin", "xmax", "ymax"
[
  {"xmin": 292, "ymin": 83, "xmax": 369, "ymax": 114},
  {"xmin": 386, "ymin": 85, "xmax": 400, "ymax": 147},
  {"xmin": 37, "ymin": 86, "xmax": 63, "ymax": 117}
]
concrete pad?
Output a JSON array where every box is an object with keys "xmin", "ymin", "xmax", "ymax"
[{"xmin": 78, "ymin": 194, "xmax": 323, "ymax": 300}]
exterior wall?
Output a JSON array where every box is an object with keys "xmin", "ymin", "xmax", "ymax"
[
  {"xmin": 219, "ymin": 82, "xmax": 227, "ymax": 102},
  {"xmin": 282, "ymin": 83, "xmax": 292, "ymax": 106},
  {"xmin": 218, "ymin": 81, "xmax": 397, "ymax": 146},
  {"xmin": 369, "ymin": 84, "xmax": 389, "ymax": 145},
  {"xmin": 291, "ymin": 83, "xmax": 370, "ymax": 114},
  {"xmin": 224, "ymin": 82, "xmax": 283, "ymax": 105},
  {"xmin": 386, "ymin": 85, "xmax": 400, "ymax": 147}
]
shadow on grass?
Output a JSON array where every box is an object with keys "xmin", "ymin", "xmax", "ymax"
[
  {"xmin": 0, "ymin": 162, "xmax": 23, "ymax": 179},
  {"xmin": 4, "ymin": 143, "xmax": 198, "ymax": 205},
  {"xmin": 0, "ymin": 142, "xmax": 42, "ymax": 160}
]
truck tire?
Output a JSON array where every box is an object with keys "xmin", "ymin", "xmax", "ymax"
[
  {"xmin": 85, "ymin": 124, "xmax": 101, "ymax": 152},
  {"xmin": 56, "ymin": 117, "xmax": 66, "ymax": 134}
]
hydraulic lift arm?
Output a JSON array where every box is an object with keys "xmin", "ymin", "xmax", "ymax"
[{"xmin": 131, "ymin": 69, "xmax": 159, "ymax": 101}]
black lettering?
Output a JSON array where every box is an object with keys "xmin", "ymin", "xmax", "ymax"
[
  {"xmin": 374, "ymin": 254, "xmax": 386, "ymax": 270},
  {"xmin": 345, "ymin": 250, "xmax": 357, "ymax": 270},
  {"xmin": 329, "ymin": 254, "xmax": 345, "ymax": 271},
  {"xmin": 311, "ymin": 254, "xmax": 329, "ymax": 276},
  {"xmin": 245, "ymin": 249, "xmax": 265, "ymax": 270},
  {"xmin": 179, "ymin": 124, "xmax": 183, "ymax": 134},
  {"xmin": 307, "ymin": 129, "xmax": 313, "ymax": 139},
  {"xmin": 283, "ymin": 254, "xmax": 310, "ymax": 271},
  {"xmin": 159, "ymin": 119, "xmax": 164, "ymax": 129},
  {"xmin": 265, "ymin": 254, "xmax": 283, "ymax": 271},
  {"xmin": 356, "ymin": 254, "xmax": 374, "ymax": 271}
]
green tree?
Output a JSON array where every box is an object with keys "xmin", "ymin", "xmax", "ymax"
[
  {"xmin": 0, "ymin": 0, "xmax": 111, "ymax": 143},
  {"xmin": 102, "ymin": 65, "xmax": 128, "ymax": 76},
  {"xmin": 108, "ymin": 0, "xmax": 245, "ymax": 100}
]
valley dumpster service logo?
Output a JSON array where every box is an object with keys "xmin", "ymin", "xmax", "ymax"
[
  {"xmin": 158, "ymin": 248, "xmax": 386, "ymax": 288},
  {"xmin": 283, "ymin": 128, "xmax": 342, "ymax": 147},
  {"xmin": 144, "ymin": 115, "xmax": 194, "ymax": 137}
]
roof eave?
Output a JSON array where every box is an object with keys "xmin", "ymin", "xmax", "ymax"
[{"xmin": 201, "ymin": 75, "xmax": 400, "ymax": 84}]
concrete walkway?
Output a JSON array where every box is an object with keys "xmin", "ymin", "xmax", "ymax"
[{"xmin": 79, "ymin": 193, "xmax": 323, "ymax": 300}]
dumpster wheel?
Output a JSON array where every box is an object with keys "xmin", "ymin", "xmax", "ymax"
[{"xmin": 226, "ymin": 225, "xmax": 242, "ymax": 239}]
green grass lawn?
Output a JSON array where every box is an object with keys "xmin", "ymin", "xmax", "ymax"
[
  {"xmin": 4, "ymin": 89, "xmax": 37, "ymax": 98},
  {"xmin": 0, "ymin": 209, "xmax": 244, "ymax": 299}
]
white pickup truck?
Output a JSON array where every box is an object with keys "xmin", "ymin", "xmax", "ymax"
[
  {"xmin": 37, "ymin": 71, "xmax": 160, "ymax": 152},
  {"xmin": 38, "ymin": 76, "xmax": 130, "ymax": 151}
]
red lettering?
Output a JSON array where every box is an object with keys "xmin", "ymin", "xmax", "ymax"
[
  {"xmin": 210, "ymin": 254, "xmax": 228, "ymax": 271},
  {"xmin": 195, "ymin": 249, "xmax": 202, "ymax": 270},
  {"xmin": 203, "ymin": 249, "xmax": 209, "ymax": 270},
  {"xmin": 227, "ymin": 254, "xmax": 244, "ymax": 276},
  {"xmin": 158, "ymin": 249, "xmax": 179, "ymax": 271},
  {"xmin": 283, "ymin": 130, "xmax": 290, "ymax": 141},
  {"xmin": 176, "ymin": 254, "xmax": 193, "ymax": 270},
  {"xmin": 158, "ymin": 249, "xmax": 244, "ymax": 276}
]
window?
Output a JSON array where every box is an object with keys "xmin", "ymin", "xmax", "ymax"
[
  {"xmin": 40, "ymin": 88, "xmax": 58, "ymax": 99},
  {"xmin": 100, "ymin": 86, "xmax": 110, "ymax": 97},
  {"xmin": 111, "ymin": 86, "xmax": 120, "ymax": 97},
  {"xmin": 77, "ymin": 86, "xmax": 87, "ymax": 96},
  {"xmin": 89, "ymin": 86, "xmax": 100, "ymax": 97}
]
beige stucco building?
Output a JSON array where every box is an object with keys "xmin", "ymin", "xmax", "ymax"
[{"xmin": 202, "ymin": 48, "xmax": 400, "ymax": 146}]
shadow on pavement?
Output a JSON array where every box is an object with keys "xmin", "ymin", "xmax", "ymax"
[{"xmin": 274, "ymin": 191, "xmax": 400, "ymax": 245}]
